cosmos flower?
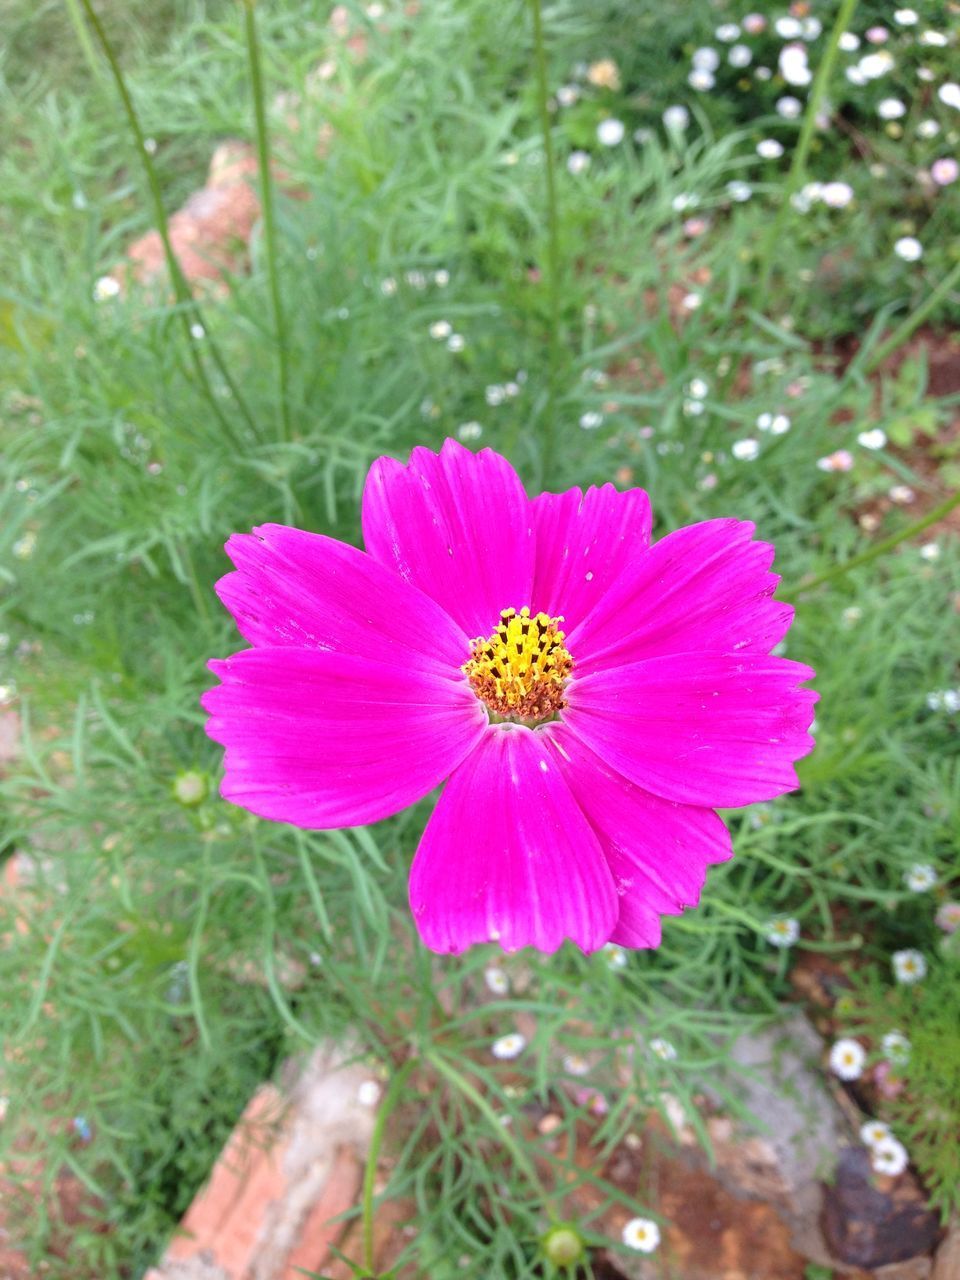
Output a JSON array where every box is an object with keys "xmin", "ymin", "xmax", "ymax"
[
  {"xmin": 204, "ymin": 441, "xmax": 816, "ymax": 955},
  {"xmin": 892, "ymin": 949, "xmax": 926, "ymax": 984},
  {"xmin": 829, "ymin": 1038, "xmax": 866, "ymax": 1080},
  {"xmin": 622, "ymin": 1218, "xmax": 661, "ymax": 1253}
]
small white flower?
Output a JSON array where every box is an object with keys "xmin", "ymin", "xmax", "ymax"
[
  {"xmin": 903, "ymin": 863, "xmax": 937, "ymax": 893},
  {"xmin": 802, "ymin": 17, "xmax": 822, "ymax": 40},
  {"xmin": 485, "ymin": 385, "xmax": 505, "ymax": 406},
  {"xmin": 357, "ymin": 1079, "xmax": 382, "ymax": 1106},
  {"xmin": 932, "ymin": 159, "xmax": 960, "ymax": 187},
  {"xmin": 726, "ymin": 179, "xmax": 752, "ymax": 202},
  {"xmin": 672, "ymin": 192, "xmax": 699, "ymax": 212},
  {"xmin": 692, "ymin": 46, "xmax": 720, "ymax": 73},
  {"xmin": 681, "ymin": 291, "xmax": 702, "ymax": 311},
  {"xmin": 567, "ymin": 150, "xmax": 591, "ymax": 176},
  {"xmin": 663, "ymin": 105, "xmax": 690, "ymax": 131},
  {"xmin": 484, "ymin": 965, "xmax": 509, "ymax": 995},
  {"xmin": 458, "ymin": 421, "xmax": 483, "ymax": 442},
  {"xmin": 889, "ymin": 484, "xmax": 915, "ymax": 504},
  {"xmin": 859, "ymin": 51, "xmax": 895, "ymax": 80},
  {"xmin": 829, "ymin": 1038, "xmax": 866, "ymax": 1080},
  {"xmin": 597, "ymin": 118, "xmax": 626, "ymax": 146},
  {"xmin": 857, "ymin": 428, "xmax": 886, "ymax": 450},
  {"xmin": 776, "ymin": 96, "xmax": 803, "ymax": 119},
  {"xmin": 189, "ymin": 322, "xmax": 206, "ymax": 340},
  {"xmin": 429, "ymin": 320, "xmax": 452, "ymax": 340},
  {"xmin": 728, "ymin": 44, "xmax": 752, "ymax": 68},
  {"xmin": 919, "ymin": 542, "xmax": 940, "ymax": 561},
  {"xmin": 405, "ymin": 269, "xmax": 428, "ymax": 288},
  {"xmin": 684, "ymin": 399, "xmax": 705, "ymax": 417},
  {"xmin": 871, "ymin": 1137, "xmax": 909, "ymax": 1177},
  {"xmin": 562, "ymin": 1052, "xmax": 590, "ymax": 1077},
  {"xmin": 492, "ymin": 1032, "xmax": 527, "ymax": 1060},
  {"xmin": 766, "ymin": 917, "xmax": 800, "ymax": 947},
  {"xmin": 894, "ymin": 9, "xmax": 918, "ymax": 25},
  {"xmin": 732, "ymin": 438, "xmax": 760, "ymax": 461},
  {"xmin": 650, "ymin": 1038, "xmax": 677, "ymax": 1061},
  {"xmin": 743, "ymin": 14, "xmax": 766, "ymax": 35},
  {"xmin": 143, "ymin": 136, "xmax": 158, "ymax": 155},
  {"xmin": 603, "ymin": 942, "xmax": 627, "ymax": 970},
  {"xmin": 715, "ymin": 22, "xmax": 740, "ymax": 42},
  {"xmin": 93, "ymin": 275, "xmax": 121, "ymax": 302},
  {"xmin": 433, "ymin": 268, "xmax": 450, "ymax": 287},
  {"xmin": 622, "ymin": 1218, "xmax": 661, "ymax": 1253},
  {"xmin": 846, "ymin": 66, "xmax": 867, "ymax": 86},
  {"xmin": 838, "ymin": 32, "xmax": 860, "ymax": 52},
  {"xmin": 927, "ymin": 689, "xmax": 960, "ymax": 713},
  {"xmin": 13, "ymin": 532, "xmax": 37, "ymax": 560},
  {"xmin": 860, "ymin": 1120, "xmax": 892, "ymax": 1147},
  {"xmin": 925, "ymin": 32, "xmax": 952, "ymax": 51},
  {"xmin": 556, "ymin": 84, "xmax": 579, "ymax": 107},
  {"xmin": 447, "ymin": 333, "xmax": 465, "ymax": 352},
  {"xmin": 892, "ymin": 949, "xmax": 927, "ymax": 984},
  {"xmin": 841, "ymin": 606, "xmax": 862, "ymax": 628},
  {"xmin": 878, "ymin": 98, "xmax": 906, "ymax": 120},
  {"xmin": 822, "ymin": 181, "xmax": 854, "ymax": 208},
  {"xmin": 775, "ymin": 16, "xmax": 803, "ymax": 39},
  {"xmin": 882, "ymin": 1031, "xmax": 911, "ymax": 1064},
  {"xmin": 779, "ymin": 43, "xmax": 813, "ymax": 86},
  {"xmin": 917, "ymin": 119, "xmax": 940, "ymax": 139},
  {"xmin": 579, "ymin": 410, "xmax": 604, "ymax": 430},
  {"xmin": 757, "ymin": 412, "xmax": 791, "ymax": 435},
  {"xmin": 757, "ymin": 138, "xmax": 785, "ymax": 160},
  {"xmin": 894, "ymin": 236, "xmax": 923, "ymax": 262},
  {"xmin": 689, "ymin": 68, "xmax": 716, "ymax": 91},
  {"xmin": 917, "ymin": 67, "xmax": 935, "ymax": 83},
  {"xmin": 755, "ymin": 66, "xmax": 772, "ymax": 81},
  {"xmin": 688, "ymin": 377, "xmax": 709, "ymax": 399},
  {"xmin": 380, "ymin": 276, "xmax": 398, "ymax": 295}
]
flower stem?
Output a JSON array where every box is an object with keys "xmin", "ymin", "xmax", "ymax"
[
  {"xmin": 78, "ymin": 0, "xmax": 261, "ymax": 449},
  {"xmin": 361, "ymin": 1057, "xmax": 416, "ymax": 1275},
  {"xmin": 757, "ymin": 0, "xmax": 859, "ymax": 299},
  {"xmin": 242, "ymin": 0, "xmax": 292, "ymax": 445},
  {"xmin": 529, "ymin": 0, "xmax": 561, "ymax": 474},
  {"xmin": 63, "ymin": 0, "xmax": 106, "ymax": 84},
  {"xmin": 785, "ymin": 486, "xmax": 959, "ymax": 599},
  {"xmin": 858, "ymin": 259, "xmax": 960, "ymax": 376}
]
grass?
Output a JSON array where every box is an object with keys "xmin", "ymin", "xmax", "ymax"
[{"xmin": 0, "ymin": 0, "xmax": 958, "ymax": 1276}]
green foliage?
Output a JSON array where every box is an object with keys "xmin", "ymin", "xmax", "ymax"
[{"xmin": 0, "ymin": 0, "xmax": 957, "ymax": 1276}]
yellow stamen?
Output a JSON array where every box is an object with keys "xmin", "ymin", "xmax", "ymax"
[{"xmin": 463, "ymin": 606, "xmax": 573, "ymax": 723}]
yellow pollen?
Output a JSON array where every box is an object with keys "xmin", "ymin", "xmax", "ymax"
[{"xmin": 463, "ymin": 606, "xmax": 573, "ymax": 723}]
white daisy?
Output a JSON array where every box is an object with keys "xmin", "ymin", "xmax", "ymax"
[
  {"xmin": 903, "ymin": 863, "xmax": 937, "ymax": 892},
  {"xmin": 447, "ymin": 334, "xmax": 465, "ymax": 352},
  {"xmin": 688, "ymin": 377, "xmax": 709, "ymax": 399},
  {"xmin": 757, "ymin": 138, "xmax": 785, "ymax": 160},
  {"xmin": 732, "ymin": 438, "xmax": 760, "ymax": 461},
  {"xmin": 779, "ymin": 43, "xmax": 812, "ymax": 85},
  {"xmin": 838, "ymin": 32, "xmax": 860, "ymax": 52},
  {"xmin": 889, "ymin": 484, "xmax": 915, "ymax": 504},
  {"xmin": 603, "ymin": 942, "xmax": 627, "ymax": 970},
  {"xmin": 692, "ymin": 46, "xmax": 720, "ymax": 72},
  {"xmin": 917, "ymin": 119, "xmax": 940, "ymax": 139},
  {"xmin": 860, "ymin": 1119, "xmax": 892, "ymax": 1147},
  {"xmin": 726, "ymin": 179, "xmax": 752, "ymax": 202},
  {"xmin": 757, "ymin": 412, "xmax": 791, "ymax": 435},
  {"xmin": 919, "ymin": 542, "xmax": 940, "ymax": 561},
  {"xmin": 484, "ymin": 965, "xmax": 509, "ymax": 995},
  {"xmin": 93, "ymin": 275, "xmax": 121, "ymax": 302},
  {"xmin": 689, "ymin": 69, "xmax": 715, "ymax": 91},
  {"xmin": 822, "ymin": 181, "xmax": 854, "ymax": 208},
  {"xmin": 881, "ymin": 1032, "xmax": 910, "ymax": 1065},
  {"xmin": 681, "ymin": 292, "xmax": 702, "ymax": 311},
  {"xmin": 829, "ymin": 1038, "xmax": 866, "ymax": 1080},
  {"xmin": 891, "ymin": 949, "xmax": 926, "ymax": 984},
  {"xmin": 893, "ymin": 9, "xmax": 918, "ymax": 25},
  {"xmin": 357, "ymin": 1079, "xmax": 382, "ymax": 1106},
  {"xmin": 878, "ymin": 98, "xmax": 906, "ymax": 120},
  {"xmin": 925, "ymin": 32, "xmax": 951, "ymax": 50},
  {"xmin": 765, "ymin": 917, "xmax": 800, "ymax": 947},
  {"xmin": 715, "ymin": 22, "xmax": 740, "ymax": 42},
  {"xmin": 622, "ymin": 1218, "xmax": 661, "ymax": 1253},
  {"xmin": 429, "ymin": 320, "xmax": 452, "ymax": 340},
  {"xmin": 728, "ymin": 44, "xmax": 752, "ymax": 68},
  {"xmin": 562, "ymin": 1052, "xmax": 590, "ymax": 1077},
  {"xmin": 579, "ymin": 410, "xmax": 604, "ymax": 430},
  {"xmin": 556, "ymin": 84, "xmax": 579, "ymax": 107},
  {"xmin": 937, "ymin": 83, "xmax": 960, "ymax": 110},
  {"xmin": 776, "ymin": 96, "xmax": 803, "ymax": 119},
  {"xmin": 775, "ymin": 16, "xmax": 803, "ymax": 39},
  {"xmin": 841, "ymin": 606, "xmax": 862, "ymax": 628},
  {"xmin": 650, "ymin": 1038, "xmax": 677, "ymax": 1061},
  {"xmin": 491, "ymin": 1032, "xmax": 527, "ymax": 1060},
  {"xmin": 663, "ymin": 105, "xmax": 690, "ymax": 131},
  {"xmin": 894, "ymin": 236, "xmax": 923, "ymax": 261},
  {"xmin": 433, "ymin": 268, "xmax": 450, "ymax": 287},
  {"xmin": 567, "ymin": 150, "xmax": 591, "ymax": 176},
  {"xmin": 597, "ymin": 118, "xmax": 626, "ymax": 146},
  {"xmin": 857, "ymin": 428, "xmax": 886, "ymax": 450},
  {"xmin": 871, "ymin": 1137, "xmax": 909, "ymax": 1177},
  {"xmin": 859, "ymin": 52, "xmax": 895, "ymax": 80}
]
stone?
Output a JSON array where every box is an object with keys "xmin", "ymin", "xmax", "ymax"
[
  {"xmin": 145, "ymin": 1043, "xmax": 376, "ymax": 1280},
  {"xmin": 821, "ymin": 1146, "xmax": 940, "ymax": 1268}
]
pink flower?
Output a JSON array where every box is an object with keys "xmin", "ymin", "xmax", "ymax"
[
  {"xmin": 931, "ymin": 158, "xmax": 959, "ymax": 187},
  {"xmin": 203, "ymin": 441, "xmax": 816, "ymax": 955}
]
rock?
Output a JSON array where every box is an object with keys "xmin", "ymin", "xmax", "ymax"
[
  {"xmin": 932, "ymin": 1216, "xmax": 960, "ymax": 1280},
  {"xmin": 821, "ymin": 1146, "xmax": 940, "ymax": 1269},
  {"xmin": 145, "ymin": 1043, "xmax": 377, "ymax": 1280}
]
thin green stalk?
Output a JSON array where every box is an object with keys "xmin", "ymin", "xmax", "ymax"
[
  {"xmin": 757, "ymin": 0, "xmax": 859, "ymax": 298},
  {"xmin": 529, "ymin": 0, "xmax": 561, "ymax": 472},
  {"xmin": 77, "ymin": 0, "xmax": 261, "ymax": 449},
  {"xmin": 362, "ymin": 1057, "xmax": 416, "ymax": 1275},
  {"xmin": 63, "ymin": 0, "xmax": 105, "ymax": 84},
  {"xmin": 243, "ymin": 0, "xmax": 292, "ymax": 444},
  {"xmin": 857, "ymin": 259, "xmax": 960, "ymax": 376},
  {"xmin": 785, "ymin": 485, "xmax": 960, "ymax": 598},
  {"xmin": 425, "ymin": 1048, "xmax": 557, "ymax": 1220}
]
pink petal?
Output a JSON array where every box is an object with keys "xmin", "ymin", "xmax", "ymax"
[
  {"xmin": 569, "ymin": 519, "xmax": 794, "ymax": 674},
  {"xmin": 545, "ymin": 727, "xmax": 732, "ymax": 948},
  {"xmin": 530, "ymin": 484, "xmax": 652, "ymax": 628},
  {"xmin": 362, "ymin": 439, "xmax": 535, "ymax": 639},
  {"xmin": 216, "ymin": 524, "xmax": 469, "ymax": 670},
  {"xmin": 203, "ymin": 647, "xmax": 485, "ymax": 828},
  {"xmin": 565, "ymin": 653, "xmax": 817, "ymax": 807},
  {"xmin": 409, "ymin": 726, "xmax": 618, "ymax": 954}
]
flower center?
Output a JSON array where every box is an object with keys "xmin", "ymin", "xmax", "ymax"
[{"xmin": 463, "ymin": 606, "xmax": 573, "ymax": 724}]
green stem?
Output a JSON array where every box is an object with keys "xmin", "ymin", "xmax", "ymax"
[
  {"xmin": 243, "ymin": 0, "xmax": 292, "ymax": 444},
  {"xmin": 858, "ymin": 259, "xmax": 960, "ymax": 376},
  {"xmin": 785, "ymin": 486, "xmax": 960, "ymax": 598},
  {"xmin": 78, "ymin": 0, "xmax": 261, "ymax": 449},
  {"xmin": 63, "ymin": 0, "xmax": 105, "ymax": 83},
  {"xmin": 757, "ymin": 0, "xmax": 859, "ymax": 298},
  {"xmin": 424, "ymin": 1048, "xmax": 556, "ymax": 1220},
  {"xmin": 362, "ymin": 1058, "xmax": 416, "ymax": 1276},
  {"xmin": 529, "ymin": 0, "xmax": 561, "ymax": 475}
]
